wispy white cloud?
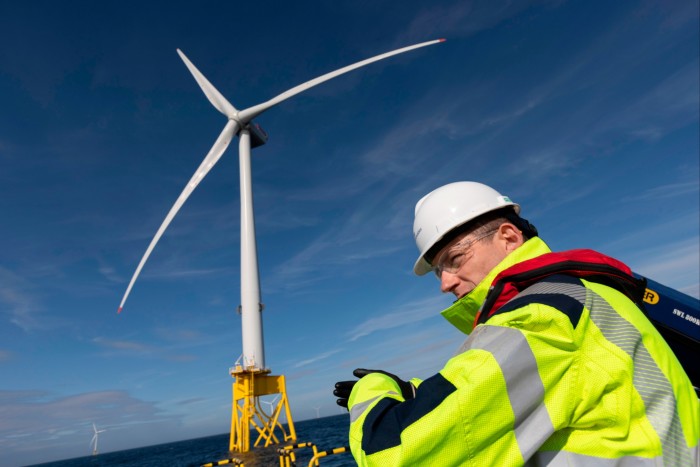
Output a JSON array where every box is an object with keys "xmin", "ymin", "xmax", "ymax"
[
  {"xmin": 627, "ymin": 237, "xmax": 700, "ymax": 298},
  {"xmin": 152, "ymin": 326, "xmax": 206, "ymax": 343},
  {"xmin": 91, "ymin": 336, "xmax": 199, "ymax": 363},
  {"xmin": 0, "ymin": 267, "xmax": 41, "ymax": 332},
  {"xmin": 92, "ymin": 336, "xmax": 154, "ymax": 353},
  {"xmin": 176, "ymin": 397, "xmax": 208, "ymax": 406},
  {"xmin": 0, "ymin": 390, "xmax": 172, "ymax": 434},
  {"xmin": 635, "ymin": 239, "xmax": 699, "ymax": 277},
  {"xmin": 0, "ymin": 349, "xmax": 13, "ymax": 361},
  {"xmin": 621, "ymin": 180, "xmax": 699, "ymax": 203},
  {"xmin": 346, "ymin": 295, "xmax": 449, "ymax": 341},
  {"xmin": 599, "ymin": 211, "xmax": 699, "ymax": 253},
  {"xmin": 98, "ymin": 264, "xmax": 123, "ymax": 283},
  {"xmin": 412, "ymin": 3, "xmax": 700, "ymax": 195},
  {"xmin": 266, "ymin": 220, "xmax": 406, "ymax": 295},
  {"xmin": 394, "ymin": 0, "xmax": 560, "ymax": 45},
  {"xmin": 504, "ymin": 148, "xmax": 582, "ymax": 180},
  {"xmin": 329, "ymin": 313, "xmax": 465, "ymax": 382},
  {"xmin": 650, "ymin": 0, "xmax": 699, "ymax": 31},
  {"xmin": 294, "ymin": 349, "xmax": 342, "ymax": 368},
  {"xmin": 594, "ymin": 208, "xmax": 699, "ymax": 299},
  {"xmin": 592, "ymin": 61, "xmax": 699, "ymax": 142},
  {"xmin": 143, "ymin": 265, "xmax": 233, "ymax": 280},
  {"xmin": 0, "ymin": 389, "xmax": 181, "ymax": 462}
]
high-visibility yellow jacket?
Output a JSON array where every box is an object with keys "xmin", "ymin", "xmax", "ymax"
[{"xmin": 348, "ymin": 238, "xmax": 699, "ymax": 466}]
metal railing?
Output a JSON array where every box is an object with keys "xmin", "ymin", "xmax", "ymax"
[
  {"xmin": 201, "ymin": 457, "xmax": 245, "ymax": 466},
  {"xmin": 278, "ymin": 441, "xmax": 350, "ymax": 466}
]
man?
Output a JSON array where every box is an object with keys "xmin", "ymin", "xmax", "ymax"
[{"xmin": 334, "ymin": 181, "xmax": 699, "ymax": 466}]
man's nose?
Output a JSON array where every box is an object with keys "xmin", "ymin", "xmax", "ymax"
[{"xmin": 440, "ymin": 271, "xmax": 459, "ymax": 294}]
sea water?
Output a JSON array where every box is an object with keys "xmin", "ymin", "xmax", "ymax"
[{"xmin": 29, "ymin": 414, "xmax": 354, "ymax": 467}]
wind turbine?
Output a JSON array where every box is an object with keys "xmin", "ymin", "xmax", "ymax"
[
  {"xmin": 90, "ymin": 423, "xmax": 106, "ymax": 455},
  {"xmin": 260, "ymin": 395, "xmax": 280, "ymax": 416},
  {"xmin": 117, "ymin": 38, "xmax": 445, "ymax": 372},
  {"xmin": 117, "ymin": 39, "xmax": 444, "ymax": 452}
]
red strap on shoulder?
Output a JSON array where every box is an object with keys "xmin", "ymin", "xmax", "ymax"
[
  {"xmin": 475, "ymin": 250, "xmax": 639, "ymax": 327},
  {"xmin": 497, "ymin": 249, "xmax": 632, "ymax": 278}
]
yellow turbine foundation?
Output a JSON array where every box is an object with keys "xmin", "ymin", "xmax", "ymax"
[{"xmin": 229, "ymin": 366, "xmax": 296, "ymax": 453}]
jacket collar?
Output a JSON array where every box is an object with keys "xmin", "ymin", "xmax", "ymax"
[{"xmin": 440, "ymin": 237, "xmax": 552, "ymax": 334}]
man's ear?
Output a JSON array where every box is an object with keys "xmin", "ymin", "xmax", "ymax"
[{"xmin": 498, "ymin": 222, "xmax": 525, "ymax": 252}]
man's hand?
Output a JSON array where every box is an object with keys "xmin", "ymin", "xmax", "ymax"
[
  {"xmin": 333, "ymin": 378, "xmax": 356, "ymax": 409},
  {"xmin": 334, "ymin": 368, "xmax": 415, "ymax": 409}
]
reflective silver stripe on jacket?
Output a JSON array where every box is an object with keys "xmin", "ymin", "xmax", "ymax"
[
  {"xmin": 349, "ymin": 392, "xmax": 398, "ymax": 423},
  {"xmin": 527, "ymin": 450, "xmax": 666, "ymax": 466},
  {"xmin": 586, "ymin": 289, "xmax": 695, "ymax": 466},
  {"xmin": 460, "ymin": 325, "xmax": 555, "ymax": 461},
  {"xmin": 465, "ymin": 277, "xmax": 696, "ymax": 465},
  {"xmin": 520, "ymin": 278, "xmax": 696, "ymax": 465},
  {"xmin": 512, "ymin": 279, "xmax": 588, "ymax": 307}
]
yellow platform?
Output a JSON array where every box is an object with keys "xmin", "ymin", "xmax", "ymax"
[{"xmin": 229, "ymin": 366, "xmax": 296, "ymax": 453}]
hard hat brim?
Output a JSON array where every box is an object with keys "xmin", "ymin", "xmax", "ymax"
[{"xmin": 414, "ymin": 255, "xmax": 433, "ymax": 276}]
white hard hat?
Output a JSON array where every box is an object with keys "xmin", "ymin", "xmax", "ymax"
[{"xmin": 413, "ymin": 181, "xmax": 519, "ymax": 275}]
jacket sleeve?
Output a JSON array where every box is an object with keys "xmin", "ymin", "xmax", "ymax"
[{"xmin": 347, "ymin": 311, "xmax": 579, "ymax": 466}]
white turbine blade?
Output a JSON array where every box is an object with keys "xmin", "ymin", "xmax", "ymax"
[
  {"xmin": 177, "ymin": 49, "xmax": 238, "ymax": 119},
  {"xmin": 118, "ymin": 119, "xmax": 239, "ymax": 313},
  {"xmin": 238, "ymin": 38, "xmax": 445, "ymax": 123}
]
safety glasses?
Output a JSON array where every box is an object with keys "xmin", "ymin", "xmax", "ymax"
[{"xmin": 433, "ymin": 228, "xmax": 498, "ymax": 279}]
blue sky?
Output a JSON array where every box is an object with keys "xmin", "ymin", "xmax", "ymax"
[{"xmin": 1, "ymin": 1, "xmax": 698, "ymax": 465}]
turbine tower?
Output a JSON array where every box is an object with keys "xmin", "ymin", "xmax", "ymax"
[{"xmin": 118, "ymin": 38, "xmax": 444, "ymax": 452}]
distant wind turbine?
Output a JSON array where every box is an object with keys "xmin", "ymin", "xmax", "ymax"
[
  {"xmin": 314, "ymin": 406, "xmax": 321, "ymax": 419},
  {"xmin": 260, "ymin": 395, "xmax": 280, "ymax": 415},
  {"xmin": 90, "ymin": 423, "xmax": 106, "ymax": 455},
  {"xmin": 117, "ymin": 39, "xmax": 445, "ymax": 371}
]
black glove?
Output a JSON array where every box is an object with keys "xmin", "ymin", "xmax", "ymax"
[{"xmin": 334, "ymin": 368, "xmax": 415, "ymax": 409}]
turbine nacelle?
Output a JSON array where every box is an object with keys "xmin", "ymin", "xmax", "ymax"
[{"xmin": 247, "ymin": 122, "xmax": 269, "ymax": 148}]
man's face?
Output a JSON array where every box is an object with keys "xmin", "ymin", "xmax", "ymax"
[{"xmin": 433, "ymin": 224, "xmax": 519, "ymax": 299}]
